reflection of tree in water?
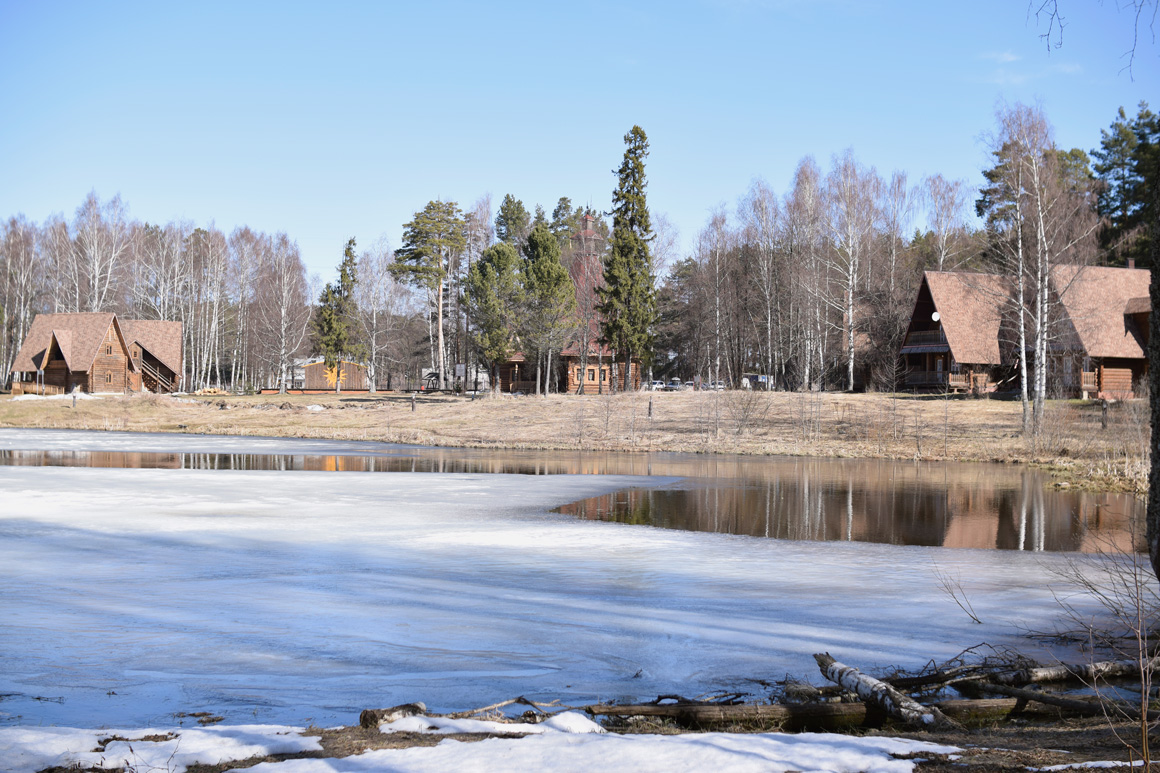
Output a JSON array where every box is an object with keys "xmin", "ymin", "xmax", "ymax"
[{"xmin": 558, "ymin": 465, "xmax": 1143, "ymax": 553}]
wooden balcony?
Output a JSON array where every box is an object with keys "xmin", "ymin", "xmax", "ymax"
[
  {"xmin": 902, "ymin": 329, "xmax": 947, "ymax": 348},
  {"xmin": 1081, "ymin": 371, "xmax": 1098, "ymax": 392}
]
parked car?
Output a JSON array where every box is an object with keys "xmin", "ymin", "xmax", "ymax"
[
  {"xmin": 710, "ymin": 380, "xmax": 726, "ymax": 390},
  {"xmin": 649, "ymin": 380, "xmax": 665, "ymax": 391},
  {"xmin": 665, "ymin": 379, "xmax": 682, "ymax": 391},
  {"xmin": 684, "ymin": 381, "xmax": 696, "ymax": 391}
]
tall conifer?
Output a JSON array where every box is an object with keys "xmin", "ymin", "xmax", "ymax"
[{"xmin": 598, "ymin": 125, "xmax": 655, "ymax": 392}]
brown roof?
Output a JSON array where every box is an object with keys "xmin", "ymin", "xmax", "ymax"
[
  {"xmin": 923, "ymin": 272, "xmax": 1010, "ymax": 365},
  {"xmin": 119, "ymin": 319, "xmax": 183, "ymax": 374},
  {"xmin": 11, "ymin": 312, "xmax": 123, "ymax": 373},
  {"xmin": 1052, "ymin": 265, "xmax": 1150, "ymax": 360}
]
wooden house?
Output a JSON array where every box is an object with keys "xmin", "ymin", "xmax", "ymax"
[
  {"xmin": 10, "ymin": 313, "xmax": 183, "ymax": 395},
  {"xmin": 900, "ymin": 266, "xmax": 1151, "ymax": 397},
  {"xmin": 1050, "ymin": 264, "xmax": 1150, "ymax": 399},
  {"xmin": 900, "ymin": 272, "xmax": 1010, "ymax": 392},
  {"xmin": 495, "ymin": 339, "xmax": 640, "ymax": 394},
  {"xmin": 119, "ymin": 320, "xmax": 183, "ymax": 393}
]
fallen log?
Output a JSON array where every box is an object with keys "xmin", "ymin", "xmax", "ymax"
[
  {"xmin": 982, "ymin": 682, "xmax": 1139, "ymax": 719},
  {"xmin": 814, "ymin": 653, "xmax": 960, "ymax": 729},
  {"xmin": 992, "ymin": 657, "xmax": 1160, "ymax": 687},
  {"xmin": 585, "ymin": 697, "xmax": 1069, "ymax": 730}
]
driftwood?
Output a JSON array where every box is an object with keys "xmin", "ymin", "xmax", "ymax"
[
  {"xmin": 814, "ymin": 653, "xmax": 960, "ymax": 729},
  {"xmin": 992, "ymin": 657, "xmax": 1160, "ymax": 687}
]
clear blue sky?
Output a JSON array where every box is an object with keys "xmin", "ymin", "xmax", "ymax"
[{"xmin": 1, "ymin": 1, "xmax": 1156, "ymax": 279}]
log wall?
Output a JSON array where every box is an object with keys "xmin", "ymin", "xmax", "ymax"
[{"xmin": 89, "ymin": 323, "xmax": 131, "ymax": 393}]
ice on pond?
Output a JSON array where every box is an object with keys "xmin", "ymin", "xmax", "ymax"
[{"xmin": 0, "ymin": 428, "xmax": 1112, "ymax": 729}]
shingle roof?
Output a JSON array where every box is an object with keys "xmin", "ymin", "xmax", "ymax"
[
  {"xmin": 923, "ymin": 272, "xmax": 1010, "ymax": 365},
  {"xmin": 119, "ymin": 319, "xmax": 183, "ymax": 374},
  {"xmin": 1052, "ymin": 265, "xmax": 1150, "ymax": 360},
  {"xmin": 11, "ymin": 312, "xmax": 120, "ymax": 373}
]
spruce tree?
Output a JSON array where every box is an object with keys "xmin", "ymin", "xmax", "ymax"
[
  {"xmin": 521, "ymin": 223, "xmax": 576, "ymax": 395},
  {"xmin": 312, "ymin": 237, "xmax": 360, "ymax": 393},
  {"xmin": 465, "ymin": 241, "xmax": 522, "ymax": 391},
  {"xmin": 598, "ymin": 125, "xmax": 655, "ymax": 392},
  {"xmin": 495, "ymin": 194, "xmax": 531, "ymax": 247}
]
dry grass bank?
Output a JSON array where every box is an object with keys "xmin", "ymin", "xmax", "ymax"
[{"xmin": 0, "ymin": 389, "xmax": 1148, "ymax": 492}]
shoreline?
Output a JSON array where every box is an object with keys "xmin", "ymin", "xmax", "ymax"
[{"xmin": 0, "ymin": 390, "xmax": 1147, "ymax": 495}]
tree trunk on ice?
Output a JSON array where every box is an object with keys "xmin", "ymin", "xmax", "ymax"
[{"xmin": 814, "ymin": 653, "xmax": 958, "ymax": 728}]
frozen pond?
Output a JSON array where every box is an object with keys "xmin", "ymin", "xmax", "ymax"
[
  {"xmin": 0, "ymin": 428, "xmax": 1141, "ymax": 552},
  {"xmin": 0, "ymin": 428, "xmax": 1124, "ymax": 729}
]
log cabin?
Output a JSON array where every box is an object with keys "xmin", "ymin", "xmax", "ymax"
[
  {"xmin": 900, "ymin": 265, "xmax": 1150, "ymax": 398},
  {"xmin": 10, "ymin": 313, "xmax": 183, "ymax": 395}
]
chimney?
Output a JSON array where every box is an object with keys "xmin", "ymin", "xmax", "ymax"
[{"xmin": 1129, "ymin": 258, "xmax": 1136, "ymax": 269}]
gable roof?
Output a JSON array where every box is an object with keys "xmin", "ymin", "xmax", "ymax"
[
  {"xmin": 1052, "ymin": 265, "xmax": 1150, "ymax": 360},
  {"xmin": 11, "ymin": 312, "xmax": 125, "ymax": 373},
  {"xmin": 922, "ymin": 271, "xmax": 1009, "ymax": 365},
  {"xmin": 119, "ymin": 319, "xmax": 183, "ymax": 374}
]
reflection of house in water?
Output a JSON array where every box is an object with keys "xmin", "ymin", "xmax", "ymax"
[{"xmin": 558, "ymin": 459, "xmax": 1142, "ymax": 553}]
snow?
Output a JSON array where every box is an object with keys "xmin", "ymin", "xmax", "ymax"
[
  {"xmin": 380, "ymin": 710, "xmax": 605, "ymax": 735},
  {"xmin": 9, "ymin": 392, "xmax": 99, "ymax": 401},
  {"xmin": 0, "ymin": 724, "xmax": 319, "ymax": 773},
  {"xmin": 232, "ymin": 732, "xmax": 961, "ymax": 773}
]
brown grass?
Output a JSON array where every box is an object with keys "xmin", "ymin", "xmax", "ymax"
[{"xmin": 0, "ymin": 389, "xmax": 1148, "ymax": 492}]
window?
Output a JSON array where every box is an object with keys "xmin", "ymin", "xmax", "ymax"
[
  {"xmin": 106, "ymin": 345, "xmax": 112, "ymax": 355},
  {"xmin": 588, "ymin": 369, "xmax": 595, "ymax": 381},
  {"xmin": 576, "ymin": 368, "xmax": 582, "ymax": 382},
  {"xmin": 600, "ymin": 370, "xmax": 606, "ymax": 382},
  {"xmin": 105, "ymin": 373, "xmax": 112, "ymax": 384}
]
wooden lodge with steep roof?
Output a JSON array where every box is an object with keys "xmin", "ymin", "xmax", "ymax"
[
  {"xmin": 900, "ymin": 266, "xmax": 1150, "ymax": 398},
  {"xmin": 10, "ymin": 313, "xmax": 183, "ymax": 395}
]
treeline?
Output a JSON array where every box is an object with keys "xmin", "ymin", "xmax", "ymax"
[
  {"xmin": 0, "ymin": 197, "xmax": 422, "ymax": 391},
  {"xmin": 1, "ymin": 103, "xmax": 1155, "ymax": 402},
  {"xmin": 656, "ymin": 100, "xmax": 1156, "ymax": 412}
]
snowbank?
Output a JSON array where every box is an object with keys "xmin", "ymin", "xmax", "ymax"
[
  {"xmin": 0, "ymin": 724, "xmax": 319, "ymax": 773},
  {"xmin": 234, "ymin": 731, "xmax": 961, "ymax": 773}
]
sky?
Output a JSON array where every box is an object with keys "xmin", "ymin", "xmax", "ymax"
[{"xmin": 1, "ymin": 1, "xmax": 1157, "ymax": 280}]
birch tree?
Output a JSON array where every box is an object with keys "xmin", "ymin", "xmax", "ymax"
[
  {"xmin": 824, "ymin": 150, "xmax": 881, "ymax": 391},
  {"xmin": 73, "ymin": 192, "xmax": 132, "ymax": 312},
  {"xmin": 0, "ymin": 216, "xmax": 43, "ymax": 383},
  {"xmin": 922, "ymin": 174, "xmax": 972, "ymax": 271},
  {"xmin": 356, "ymin": 237, "xmax": 411, "ymax": 393},
  {"xmin": 255, "ymin": 233, "xmax": 310, "ymax": 393}
]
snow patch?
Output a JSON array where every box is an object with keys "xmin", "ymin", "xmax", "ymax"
[
  {"xmin": 0, "ymin": 724, "xmax": 319, "ymax": 773},
  {"xmin": 380, "ymin": 710, "xmax": 604, "ymax": 735}
]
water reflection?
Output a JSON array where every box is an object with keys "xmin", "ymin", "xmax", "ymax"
[
  {"xmin": 558, "ymin": 461, "xmax": 1141, "ymax": 553},
  {"xmin": 0, "ymin": 448, "xmax": 1140, "ymax": 553}
]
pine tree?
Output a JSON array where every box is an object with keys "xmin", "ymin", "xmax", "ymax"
[
  {"xmin": 598, "ymin": 125, "xmax": 655, "ymax": 392},
  {"xmin": 465, "ymin": 242, "xmax": 523, "ymax": 392},
  {"xmin": 1094, "ymin": 102, "xmax": 1159, "ymax": 267},
  {"xmin": 393, "ymin": 201, "xmax": 466, "ymax": 389},
  {"xmin": 312, "ymin": 237, "xmax": 360, "ymax": 393}
]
